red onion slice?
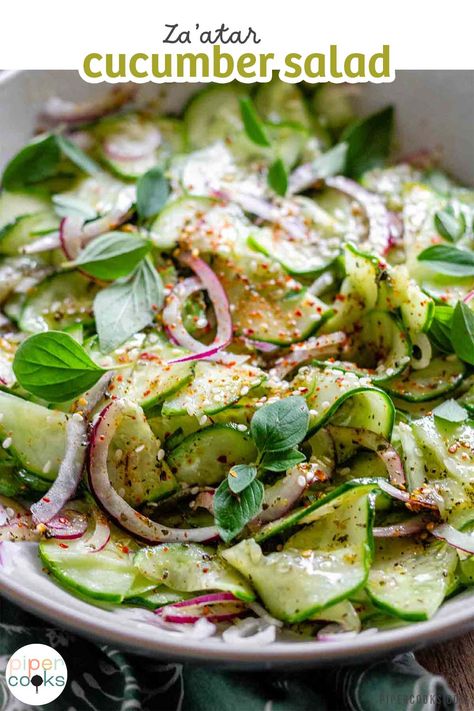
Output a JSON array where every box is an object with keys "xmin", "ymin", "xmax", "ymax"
[
  {"xmin": 39, "ymin": 85, "xmax": 137, "ymax": 126},
  {"xmin": 377, "ymin": 479, "xmax": 444, "ymax": 515},
  {"xmin": 46, "ymin": 510, "xmax": 88, "ymax": 540},
  {"xmin": 250, "ymin": 467, "xmax": 311, "ymax": 529},
  {"xmin": 464, "ymin": 291, "xmax": 474, "ymax": 305},
  {"xmin": 75, "ymin": 507, "xmax": 111, "ymax": 553},
  {"xmin": 373, "ymin": 513, "xmax": 432, "ymax": 538},
  {"xmin": 104, "ymin": 125, "xmax": 161, "ymax": 162},
  {"xmin": 31, "ymin": 373, "xmax": 112, "ymax": 525},
  {"xmin": 157, "ymin": 592, "xmax": 245, "ymax": 624},
  {"xmin": 325, "ymin": 176, "xmax": 390, "ymax": 255},
  {"xmin": 329, "ymin": 426, "xmax": 405, "ymax": 487},
  {"xmin": 163, "ymin": 254, "xmax": 233, "ymax": 365},
  {"xmin": 271, "ymin": 332, "xmax": 348, "ymax": 379},
  {"xmin": 88, "ymin": 399, "xmax": 218, "ymax": 543},
  {"xmin": 431, "ymin": 523, "xmax": 474, "ymax": 554}
]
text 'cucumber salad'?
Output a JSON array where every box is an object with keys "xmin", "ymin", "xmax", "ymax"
[{"xmin": 0, "ymin": 80, "xmax": 473, "ymax": 644}]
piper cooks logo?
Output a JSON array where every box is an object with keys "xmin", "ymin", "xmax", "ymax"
[{"xmin": 6, "ymin": 643, "xmax": 67, "ymax": 705}]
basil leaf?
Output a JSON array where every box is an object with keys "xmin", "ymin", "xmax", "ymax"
[
  {"xmin": 214, "ymin": 478, "xmax": 264, "ymax": 542},
  {"xmin": 228, "ymin": 464, "xmax": 257, "ymax": 494},
  {"xmin": 250, "ymin": 395, "xmax": 309, "ymax": 453},
  {"xmin": 74, "ymin": 232, "xmax": 151, "ymax": 280},
  {"xmin": 2, "ymin": 135, "xmax": 61, "ymax": 190},
  {"xmin": 417, "ymin": 245, "xmax": 474, "ymax": 276},
  {"xmin": 55, "ymin": 135, "xmax": 100, "ymax": 176},
  {"xmin": 451, "ymin": 301, "xmax": 474, "ymax": 365},
  {"xmin": 136, "ymin": 167, "xmax": 170, "ymax": 220},
  {"xmin": 310, "ymin": 142, "xmax": 348, "ymax": 179},
  {"xmin": 341, "ymin": 106, "xmax": 394, "ymax": 178},
  {"xmin": 12, "ymin": 331, "xmax": 105, "ymax": 402},
  {"xmin": 94, "ymin": 257, "xmax": 164, "ymax": 353},
  {"xmin": 433, "ymin": 399, "xmax": 468, "ymax": 423},
  {"xmin": 434, "ymin": 206, "xmax": 466, "ymax": 242},
  {"xmin": 261, "ymin": 448, "xmax": 306, "ymax": 472},
  {"xmin": 268, "ymin": 158, "xmax": 288, "ymax": 197},
  {"xmin": 239, "ymin": 97, "xmax": 271, "ymax": 148},
  {"xmin": 429, "ymin": 305, "xmax": 454, "ymax": 353}
]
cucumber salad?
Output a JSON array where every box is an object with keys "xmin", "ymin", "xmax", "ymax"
[{"xmin": 0, "ymin": 80, "xmax": 473, "ymax": 642}]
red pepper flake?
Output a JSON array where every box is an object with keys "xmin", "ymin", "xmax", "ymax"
[
  {"xmin": 42, "ymin": 497, "xmax": 51, "ymax": 503},
  {"xmin": 59, "ymin": 543, "xmax": 69, "ymax": 549}
]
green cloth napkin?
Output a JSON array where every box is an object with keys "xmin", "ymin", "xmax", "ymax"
[{"xmin": 0, "ymin": 597, "xmax": 457, "ymax": 711}]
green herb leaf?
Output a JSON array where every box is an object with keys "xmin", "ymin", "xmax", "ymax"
[
  {"xmin": 417, "ymin": 245, "xmax": 474, "ymax": 276},
  {"xmin": 12, "ymin": 331, "xmax": 105, "ymax": 402},
  {"xmin": 74, "ymin": 232, "xmax": 151, "ymax": 280},
  {"xmin": 341, "ymin": 106, "xmax": 394, "ymax": 178},
  {"xmin": 261, "ymin": 448, "xmax": 306, "ymax": 472},
  {"xmin": 214, "ymin": 478, "xmax": 264, "ymax": 542},
  {"xmin": 250, "ymin": 395, "xmax": 309, "ymax": 453},
  {"xmin": 429, "ymin": 305, "xmax": 454, "ymax": 353},
  {"xmin": 239, "ymin": 97, "xmax": 271, "ymax": 148},
  {"xmin": 433, "ymin": 399, "xmax": 468, "ymax": 423},
  {"xmin": 268, "ymin": 158, "xmax": 288, "ymax": 197},
  {"xmin": 2, "ymin": 135, "xmax": 61, "ymax": 190},
  {"xmin": 451, "ymin": 301, "xmax": 474, "ymax": 365},
  {"xmin": 228, "ymin": 464, "xmax": 257, "ymax": 494},
  {"xmin": 136, "ymin": 167, "xmax": 170, "ymax": 220},
  {"xmin": 434, "ymin": 206, "xmax": 466, "ymax": 242},
  {"xmin": 55, "ymin": 135, "xmax": 100, "ymax": 176},
  {"xmin": 94, "ymin": 257, "xmax": 164, "ymax": 353},
  {"xmin": 309, "ymin": 142, "xmax": 348, "ymax": 180}
]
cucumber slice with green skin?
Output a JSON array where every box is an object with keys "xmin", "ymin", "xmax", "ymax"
[
  {"xmin": 361, "ymin": 166, "xmax": 421, "ymax": 211},
  {"xmin": 133, "ymin": 542, "xmax": 255, "ymax": 601},
  {"xmin": 366, "ymin": 538, "xmax": 457, "ymax": 621},
  {"xmin": 215, "ymin": 254, "xmax": 330, "ymax": 346},
  {"xmin": 458, "ymin": 381, "xmax": 474, "ymax": 416},
  {"xmin": 125, "ymin": 586, "xmax": 190, "ymax": 610},
  {"xmin": 254, "ymin": 480, "xmax": 380, "ymax": 543},
  {"xmin": 248, "ymin": 197, "xmax": 343, "ymax": 276},
  {"xmin": 312, "ymin": 84, "xmax": 356, "ymax": 135},
  {"xmin": 39, "ymin": 533, "xmax": 143, "ymax": 603},
  {"xmin": 376, "ymin": 264, "xmax": 434, "ymax": 336},
  {"xmin": 411, "ymin": 415, "xmax": 474, "ymax": 485},
  {"xmin": 57, "ymin": 174, "xmax": 135, "ymax": 219},
  {"xmin": 100, "ymin": 399, "xmax": 177, "ymax": 506},
  {"xmin": 0, "ymin": 391, "xmax": 67, "ymax": 478},
  {"xmin": 348, "ymin": 310, "xmax": 411, "ymax": 383},
  {"xmin": 0, "ymin": 211, "xmax": 59, "ymax": 256},
  {"xmin": 19, "ymin": 271, "xmax": 99, "ymax": 333},
  {"xmin": 167, "ymin": 424, "xmax": 257, "ymax": 486},
  {"xmin": 383, "ymin": 355, "xmax": 466, "ymax": 402},
  {"xmin": 223, "ymin": 485, "xmax": 376, "ymax": 622},
  {"xmin": 161, "ymin": 361, "xmax": 266, "ymax": 417},
  {"xmin": 185, "ymin": 85, "xmax": 247, "ymax": 150},
  {"xmin": 149, "ymin": 196, "xmax": 214, "ymax": 250},
  {"xmin": 311, "ymin": 600, "xmax": 361, "ymax": 631},
  {"xmin": 0, "ymin": 190, "xmax": 51, "ymax": 232},
  {"xmin": 255, "ymin": 80, "xmax": 311, "ymax": 129},
  {"xmin": 320, "ymin": 244, "xmax": 379, "ymax": 334},
  {"xmin": 292, "ymin": 364, "xmax": 395, "ymax": 438}
]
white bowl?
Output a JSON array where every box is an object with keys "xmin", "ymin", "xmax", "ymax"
[{"xmin": 0, "ymin": 70, "xmax": 473, "ymax": 667}]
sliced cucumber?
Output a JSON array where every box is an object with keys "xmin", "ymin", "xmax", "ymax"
[
  {"xmin": 361, "ymin": 165, "xmax": 421, "ymax": 211},
  {"xmin": 134, "ymin": 542, "xmax": 255, "ymax": 601},
  {"xmin": 215, "ymin": 254, "xmax": 329, "ymax": 345},
  {"xmin": 167, "ymin": 424, "xmax": 257, "ymax": 486},
  {"xmin": 125, "ymin": 585, "xmax": 189, "ymax": 610},
  {"xmin": 149, "ymin": 195, "xmax": 214, "ymax": 250},
  {"xmin": 411, "ymin": 415, "xmax": 474, "ymax": 485},
  {"xmin": 0, "ymin": 211, "xmax": 59, "ymax": 256},
  {"xmin": 377, "ymin": 264, "xmax": 434, "ymax": 335},
  {"xmin": 0, "ymin": 391, "xmax": 67, "ymax": 478},
  {"xmin": 185, "ymin": 85, "xmax": 246, "ymax": 150},
  {"xmin": 19, "ymin": 271, "xmax": 98, "ymax": 333},
  {"xmin": 39, "ymin": 532, "xmax": 142, "ymax": 603},
  {"xmin": 126, "ymin": 337, "xmax": 194, "ymax": 410},
  {"xmin": 292, "ymin": 364, "xmax": 395, "ymax": 438},
  {"xmin": 383, "ymin": 355, "xmax": 466, "ymax": 402},
  {"xmin": 223, "ymin": 485, "xmax": 375, "ymax": 622},
  {"xmin": 348, "ymin": 310, "xmax": 411, "ymax": 383},
  {"xmin": 161, "ymin": 361, "xmax": 266, "ymax": 417},
  {"xmin": 0, "ymin": 190, "xmax": 51, "ymax": 232},
  {"xmin": 367, "ymin": 538, "xmax": 457, "ymax": 621},
  {"xmin": 248, "ymin": 197, "xmax": 342, "ymax": 276},
  {"xmin": 0, "ymin": 335, "xmax": 18, "ymax": 389},
  {"xmin": 255, "ymin": 80, "xmax": 311, "ymax": 129},
  {"xmin": 312, "ymin": 84, "xmax": 356, "ymax": 134},
  {"xmin": 101, "ymin": 399, "xmax": 177, "ymax": 505}
]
